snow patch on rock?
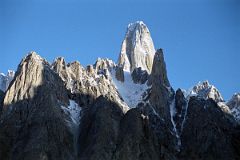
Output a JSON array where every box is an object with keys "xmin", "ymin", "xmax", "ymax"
[
  {"xmin": 185, "ymin": 81, "xmax": 223, "ymax": 102},
  {"xmin": 227, "ymin": 93, "xmax": 240, "ymax": 122},
  {"xmin": 170, "ymin": 98, "xmax": 181, "ymax": 149},
  {"xmin": 111, "ymin": 70, "xmax": 148, "ymax": 108},
  {"xmin": 61, "ymin": 100, "xmax": 82, "ymax": 153},
  {"xmin": 63, "ymin": 100, "xmax": 82, "ymax": 126}
]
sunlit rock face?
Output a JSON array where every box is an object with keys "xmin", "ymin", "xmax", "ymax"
[
  {"xmin": 0, "ymin": 21, "xmax": 240, "ymax": 160},
  {"xmin": 0, "ymin": 52, "xmax": 76, "ymax": 160},
  {"xmin": 118, "ymin": 21, "xmax": 155, "ymax": 73}
]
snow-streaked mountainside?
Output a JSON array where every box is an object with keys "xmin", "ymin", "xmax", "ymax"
[
  {"xmin": 227, "ymin": 93, "xmax": 240, "ymax": 122},
  {"xmin": 184, "ymin": 81, "xmax": 224, "ymax": 102},
  {"xmin": 0, "ymin": 21, "xmax": 239, "ymax": 160},
  {"xmin": 179, "ymin": 81, "xmax": 240, "ymax": 122},
  {"xmin": 111, "ymin": 70, "xmax": 148, "ymax": 108}
]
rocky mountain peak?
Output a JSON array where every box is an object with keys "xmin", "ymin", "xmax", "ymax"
[
  {"xmin": 6, "ymin": 70, "xmax": 14, "ymax": 78},
  {"xmin": 147, "ymin": 48, "xmax": 174, "ymax": 121},
  {"xmin": 94, "ymin": 58, "xmax": 115, "ymax": 75},
  {"xmin": 227, "ymin": 93, "xmax": 240, "ymax": 108},
  {"xmin": 3, "ymin": 52, "xmax": 49, "ymax": 106},
  {"xmin": 148, "ymin": 48, "xmax": 170, "ymax": 87},
  {"xmin": 53, "ymin": 57, "xmax": 66, "ymax": 68},
  {"xmin": 227, "ymin": 93, "xmax": 240, "ymax": 122},
  {"xmin": 24, "ymin": 51, "xmax": 47, "ymax": 64},
  {"xmin": 0, "ymin": 22, "xmax": 240, "ymax": 160},
  {"xmin": 117, "ymin": 21, "xmax": 155, "ymax": 73},
  {"xmin": 0, "ymin": 70, "xmax": 15, "ymax": 92},
  {"xmin": 188, "ymin": 81, "xmax": 224, "ymax": 102}
]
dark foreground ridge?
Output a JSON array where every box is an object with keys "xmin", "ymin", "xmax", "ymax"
[{"xmin": 0, "ymin": 21, "xmax": 239, "ymax": 160}]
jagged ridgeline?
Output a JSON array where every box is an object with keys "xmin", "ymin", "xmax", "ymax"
[{"xmin": 0, "ymin": 21, "xmax": 240, "ymax": 160}]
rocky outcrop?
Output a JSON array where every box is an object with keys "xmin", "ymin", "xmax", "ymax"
[
  {"xmin": 227, "ymin": 93, "xmax": 240, "ymax": 122},
  {"xmin": 0, "ymin": 70, "xmax": 15, "ymax": 92},
  {"xmin": 232, "ymin": 125, "xmax": 240, "ymax": 159},
  {"xmin": 94, "ymin": 58, "xmax": 115, "ymax": 75},
  {"xmin": 131, "ymin": 67, "xmax": 148, "ymax": 84},
  {"xmin": 113, "ymin": 108, "xmax": 160, "ymax": 160},
  {"xmin": 115, "ymin": 66, "xmax": 124, "ymax": 82},
  {"xmin": 180, "ymin": 97, "xmax": 238, "ymax": 160},
  {"xmin": 135, "ymin": 48, "xmax": 179, "ymax": 157},
  {"xmin": 0, "ymin": 21, "xmax": 239, "ymax": 160},
  {"xmin": 188, "ymin": 81, "xmax": 223, "ymax": 102},
  {"xmin": 173, "ymin": 89, "xmax": 187, "ymax": 135},
  {"xmin": 0, "ymin": 52, "xmax": 77, "ymax": 160},
  {"xmin": 78, "ymin": 96, "xmax": 177, "ymax": 160},
  {"xmin": 78, "ymin": 95, "xmax": 124, "ymax": 160},
  {"xmin": 0, "ymin": 90, "xmax": 4, "ymax": 115},
  {"xmin": 113, "ymin": 107, "xmax": 178, "ymax": 160},
  {"xmin": 118, "ymin": 21, "xmax": 155, "ymax": 73},
  {"xmin": 227, "ymin": 93, "xmax": 240, "ymax": 109},
  {"xmin": 147, "ymin": 48, "xmax": 174, "ymax": 120},
  {"xmin": 52, "ymin": 56, "xmax": 129, "ymax": 112},
  {"xmin": 0, "ymin": 90, "xmax": 4, "ymax": 102}
]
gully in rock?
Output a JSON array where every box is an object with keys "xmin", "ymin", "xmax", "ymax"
[{"xmin": 0, "ymin": 21, "xmax": 239, "ymax": 160}]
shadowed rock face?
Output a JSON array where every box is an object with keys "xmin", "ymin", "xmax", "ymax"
[
  {"xmin": 113, "ymin": 108, "xmax": 160, "ymax": 160},
  {"xmin": 180, "ymin": 97, "xmax": 238, "ymax": 160},
  {"xmin": 0, "ymin": 52, "xmax": 76, "ymax": 160},
  {"xmin": 0, "ymin": 90, "xmax": 4, "ymax": 115},
  {"xmin": 78, "ymin": 96, "xmax": 124, "ymax": 160},
  {"xmin": 113, "ymin": 107, "xmax": 178, "ymax": 160},
  {"xmin": 131, "ymin": 67, "xmax": 149, "ymax": 84},
  {"xmin": 147, "ymin": 49, "xmax": 174, "ymax": 120},
  {"xmin": 115, "ymin": 66, "xmax": 124, "ymax": 82},
  {"xmin": 173, "ymin": 89, "xmax": 187, "ymax": 135},
  {"xmin": 0, "ymin": 51, "xmax": 239, "ymax": 160},
  {"xmin": 0, "ymin": 21, "xmax": 240, "ymax": 160}
]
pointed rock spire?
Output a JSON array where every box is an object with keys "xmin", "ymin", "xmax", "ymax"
[
  {"xmin": 148, "ymin": 48, "xmax": 170, "ymax": 87},
  {"xmin": 3, "ymin": 52, "xmax": 46, "ymax": 106},
  {"xmin": 3, "ymin": 52, "xmax": 68, "ymax": 107},
  {"xmin": 147, "ymin": 49, "xmax": 174, "ymax": 120},
  {"xmin": 118, "ymin": 21, "xmax": 155, "ymax": 73},
  {"xmin": 52, "ymin": 57, "xmax": 69, "ymax": 81}
]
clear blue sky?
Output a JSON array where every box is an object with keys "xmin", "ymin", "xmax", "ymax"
[{"xmin": 0, "ymin": 0, "xmax": 239, "ymax": 100}]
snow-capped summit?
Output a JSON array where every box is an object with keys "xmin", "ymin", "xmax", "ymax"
[
  {"xmin": 24, "ymin": 51, "xmax": 47, "ymax": 64},
  {"xmin": 227, "ymin": 93, "xmax": 240, "ymax": 109},
  {"xmin": 117, "ymin": 21, "xmax": 155, "ymax": 73},
  {"xmin": 0, "ymin": 70, "xmax": 15, "ymax": 92},
  {"xmin": 227, "ymin": 93, "xmax": 240, "ymax": 122},
  {"xmin": 1, "ymin": 21, "xmax": 240, "ymax": 160},
  {"xmin": 186, "ymin": 81, "xmax": 224, "ymax": 102}
]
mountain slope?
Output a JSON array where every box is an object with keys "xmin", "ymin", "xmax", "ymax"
[
  {"xmin": 0, "ymin": 21, "xmax": 239, "ymax": 160},
  {"xmin": 0, "ymin": 52, "xmax": 77, "ymax": 160},
  {"xmin": 227, "ymin": 93, "xmax": 240, "ymax": 122}
]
